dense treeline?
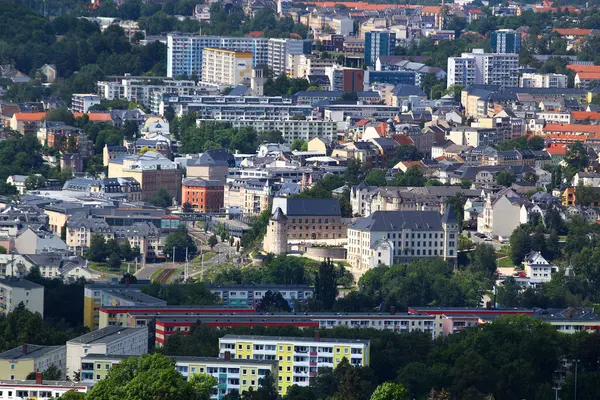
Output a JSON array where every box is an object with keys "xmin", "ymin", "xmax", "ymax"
[{"xmin": 160, "ymin": 315, "xmax": 600, "ymax": 399}]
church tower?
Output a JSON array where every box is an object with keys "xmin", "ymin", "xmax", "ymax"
[{"xmin": 264, "ymin": 207, "xmax": 288, "ymax": 255}]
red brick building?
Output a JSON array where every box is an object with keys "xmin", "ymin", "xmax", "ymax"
[{"xmin": 181, "ymin": 178, "xmax": 224, "ymax": 212}]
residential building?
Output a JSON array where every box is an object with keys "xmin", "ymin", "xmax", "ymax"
[
  {"xmin": 524, "ymin": 251, "xmax": 557, "ymax": 283},
  {"xmin": 186, "ymin": 149, "xmax": 235, "ymax": 184},
  {"xmin": 196, "ymin": 119, "xmax": 336, "ymax": 145},
  {"xmin": 300, "ymin": 13, "xmax": 353, "ymax": 35},
  {"xmin": 0, "ymin": 345, "xmax": 66, "ymax": 380},
  {"xmin": 167, "ymin": 34, "xmax": 269, "ymax": 78},
  {"xmin": 447, "ymin": 49, "xmax": 519, "ymax": 88},
  {"xmin": 66, "ymin": 217, "xmax": 113, "ymax": 256},
  {"xmin": 364, "ymin": 31, "xmax": 396, "ymax": 67},
  {"xmin": 219, "ymin": 334, "xmax": 370, "ymax": 394},
  {"xmin": 324, "ymin": 66, "xmax": 364, "ymax": 92},
  {"xmin": 181, "ymin": 178, "xmax": 224, "ymax": 213},
  {"xmin": 0, "ymin": 378, "xmax": 90, "ymax": 398},
  {"xmin": 0, "ymin": 279, "xmax": 44, "ymax": 316},
  {"xmin": 268, "ymin": 39, "xmax": 309, "ymax": 77},
  {"xmin": 477, "ymin": 190, "xmax": 527, "ymax": 238},
  {"xmin": 71, "ymin": 94, "xmax": 101, "ymax": 113},
  {"xmin": 9, "ymin": 112, "xmax": 46, "ymax": 135},
  {"xmin": 65, "ymin": 326, "xmax": 148, "ymax": 380},
  {"xmin": 520, "ymin": 73, "xmax": 568, "ymax": 88},
  {"xmin": 490, "ymin": 29, "xmax": 521, "ymax": 53},
  {"xmin": 80, "ymin": 354, "xmax": 277, "ymax": 399},
  {"xmin": 83, "ymin": 284, "xmax": 167, "ymax": 330},
  {"xmin": 111, "ymin": 222, "xmax": 162, "ymax": 263},
  {"xmin": 201, "ymin": 48, "xmax": 253, "ymax": 85},
  {"xmin": 97, "ymin": 77, "xmax": 197, "ymax": 108},
  {"xmin": 13, "ymin": 227, "xmax": 68, "ymax": 255},
  {"xmin": 347, "ymin": 208, "xmax": 459, "ymax": 280},
  {"xmin": 108, "ymin": 152, "xmax": 182, "ymax": 202},
  {"xmin": 209, "ymin": 285, "xmax": 313, "ymax": 309},
  {"xmin": 6, "ymin": 175, "xmax": 27, "ymax": 195}
]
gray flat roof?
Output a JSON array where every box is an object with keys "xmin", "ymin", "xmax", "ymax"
[
  {"xmin": 0, "ymin": 279, "xmax": 43, "ymax": 289},
  {"xmin": 0, "ymin": 345, "xmax": 63, "ymax": 360},
  {"xmin": 220, "ymin": 334, "xmax": 370, "ymax": 345},
  {"xmin": 82, "ymin": 354, "xmax": 277, "ymax": 366},
  {"xmin": 67, "ymin": 327, "xmax": 146, "ymax": 345}
]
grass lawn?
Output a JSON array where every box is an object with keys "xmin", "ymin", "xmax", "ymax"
[
  {"xmin": 497, "ymin": 257, "xmax": 514, "ymax": 268},
  {"xmin": 88, "ymin": 261, "xmax": 125, "ymax": 275},
  {"xmin": 192, "ymin": 251, "xmax": 216, "ymax": 262}
]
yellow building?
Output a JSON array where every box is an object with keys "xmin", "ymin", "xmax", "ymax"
[
  {"xmin": 219, "ymin": 335, "xmax": 370, "ymax": 395},
  {"xmin": 80, "ymin": 354, "xmax": 277, "ymax": 399},
  {"xmin": 0, "ymin": 344, "xmax": 66, "ymax": 380},
  {"xmin": 201, "ymin": 48, "xmax": 253, "ymax": 86}
]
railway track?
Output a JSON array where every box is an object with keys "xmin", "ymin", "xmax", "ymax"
[{"xmin": 154, "ymin": 268, "xmax": 176, "ymax": 284}]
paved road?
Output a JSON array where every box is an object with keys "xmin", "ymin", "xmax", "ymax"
[{"xmin": 464, "ymin": 231, "xmax": 504, "ymax": 251}]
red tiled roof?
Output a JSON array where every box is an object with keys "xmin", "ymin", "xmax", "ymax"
[
  {"xmin": 246, "ymin": 31, "xmax": 264, "ymax": 37},
  {"xmin": 391, "ymin": 134, "xmax": 415, "ymax": 145},
  {"xmin": 546, "ymin": 146, "xmax": 568, "ymax": 155},
  {"xmin": 571, "ymin": 111, "xmax": 600, "ymax": 121},
  {"xmin": 73, "ymin": 112, "xmax": 112, "ymax": 121},
  {"xmin": 543, "ymin": 124, "xmax": 600, "ymax": 134},
  {"xmin": 13, "ymin": 112, "xmax": 46, "ymax": 121},
  {"xmin": 552, "ymin": 28, "xmax": 592, "ymax": 36},
  {"xmin": 567, "ymin": 65, "xmax": 600, "ymax": 73},
  {"xmin": 576, "ymin": 72, "xmax": 600, "ymax": 80},
  {"xmin": 355, "ymin": 119, "xmax": 370, "ymax": 127}
]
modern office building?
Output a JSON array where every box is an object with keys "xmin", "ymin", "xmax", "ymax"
[
  {"xmin": 0, "ymin": 345, "xmax": 66, "ymax": 380},
  {"xmin": 0, "ymin": 279, "xmax": 44, "ymax": 317},
  {"xmin": 364, "ymin": 31, "xmax": 396, "ymax": 67},
  {"xmin": 364, "ymin": 70, "xmax": 416, "ymax": 87},
  {"xmin": 447, "ymin": 49, "xmax": 519, "ymax": 88},
  {"xmin": 201, "ymin": 48, "xmax": 253, "ymax": 85},
  {"xmin": 324, "ymin": 66, "xmax": 364, "ymax": 92},
  {"xmin": 71, "ymin": 94, "xmax": 101, "ymax": 113},
  {"xmin": 347, "ymin": 208, "xmax": 459, "ymax": 280},
  {"xmin": 219, "ymin": 334, "xmax": 370, "ymax": 394},
  {"xmin": 66, "ymin": 326, "xmax": 148, "ymax": 380},
  {"xmin": 490, "ymin": 29, "xmax": 521, "ymax": 54},
  {"xmin": 195, "ymin": 118, "xmax": 337, "ymax": 145},
  {"xmin": 80, "ymin": 354, "xmax": 277, "ymax": 400}
]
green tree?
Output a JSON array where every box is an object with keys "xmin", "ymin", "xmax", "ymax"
[
  {"xmin": 314, "ymin": 259, "xmax": 338, "ymax": 310},
  {"xmin": 24, "ymin": 174, "xmax": 46, "ymax": 190},
  {"xmin": 107, "ymin": 252, "xmax": 121, "ymax": 270},
  {"xmin": 208, "ymin": 234, "xmax": 218, "ymax": 249},
  {"xmin": 189, "ymin": 373, "xmax": 218, "ymax": 400},
  {"xmin": 164, "ymin": 225, "xmax": 197, "ymax": 262},
  {"xmin": 27, "ymin": 364, "xmax": 62, "ymax": 380},
  {"xmin": 564, "ymin": 141, "xmax": 589, "ymax": 171},
  {"xmin": 370, "ymin": 382, "xmax": 409, "ymax": 400},
  {"xmin": 182, "ymin": 202, "xmax": 194, "ymax": 213},
  {"xmin": 344, "ymin": 159, "xmax": 362, "ymax": 186},
  {"xmin": 496, "ymin": 171, "xmax": 516, "ymax": 187},
  {"xmin": 290, "ymin": 139, "xmax": 307, "ymax": 151},
  {"xmin": 85, "ymin": 234, "xmax": 108, "ymax": 262},
  {"xmin": 86, "ymin": 354, "xmax": 202, "ymax": 400},
  {"xmin": 364, "ymin": 169, "xmax": 387, "ymax": 186},
  {"xmin": 394, "ymin": 166, "xmax": 426, "ymax": 187},
  {"xmin": 256, "ymin": 290, "xmax": 292, "ymax": 312},
  {"xmin": 58, "ymin": 391, "xmax": 85, "ymax": 400},
  {"xmin": 510, "ymin": 226, "xmax": 532, "ymax": 265},
  {"xmin": 468, "ymin": 244, "xmax": 497, "ymax": 279},
  {"xmin": 150, "ymin": 188, "xmax": 172, "ymax": 208}
]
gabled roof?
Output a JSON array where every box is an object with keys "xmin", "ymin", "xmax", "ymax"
[{"xmin": 13, "ymin": 112, "xmax": 46, "ymax": 121}]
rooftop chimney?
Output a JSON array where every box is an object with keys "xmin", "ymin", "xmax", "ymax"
[
  {"xmin": 314, "ymin": 330, "xmax": 320, "ymax": 341},
  {"xmin": 35, "ymin": 371, "xmax": 42, "ymax": 385},
  {"xmin": 22, "ymin": 344, "xmax": 28, "ymax": 355},
  {"xmin": 224, "ymin": 351, "xmax": 231, "ymax": 361}
]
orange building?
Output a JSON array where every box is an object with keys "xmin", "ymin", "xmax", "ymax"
[{"xmin": 181, "ymin": 178, "xmax": 224, "ymax": 213}]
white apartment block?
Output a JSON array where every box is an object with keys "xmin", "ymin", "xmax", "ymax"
[
  {"xmin": 71, "ymin": 94, "xmax": 101, "ymax": 113},
  {"xmin": 0, "ymin": 381, "xmax": 90, "ymax": 399},
  {"xmin": 520, "ymin": 73, "xmax": 568, "ymax": 88},
  {"xmin": 97, "ymin": 78, "xmax": 197, "ymax": 108},
  {"xmin": 268, "ymin": 39, "xmax": 306, "ymax": 77},
  {"xmin": 347, "ymin": 209, "xmax": 459, "ymax": 280},
  {"xmin": 196, "ymin": 118, "xmax": 336, "ymax": 144},
  {"xmin": 447, "ymin": 57, "xmax": 476, "ymax": 87},
  {"xmin": 167, "ymin": 34, "xmax": 269, "ymax": 78},
  {"xmin": 201, "ymin": 48, "xmax": 253, "ymax": 86},
  {"xmin": 0, "ymin": 279, "xmax": 44, "ymax": 317},
  {"xmin": 287, "ymin": 54, "xmax": 334, "ymax": 78},
  {"xmin": 66, "ymin": 326, "xmax": 148, "ymax": 380},
  {"xmin": 219, "ymin": 335, "xmax": 370, "ymax": 395},
  {"xmin": 524, "ymin": 251, "xmax": 557, "ymax": 283},
  {"xmin": 447, "ymin": 49, "xmax": 519, "ymax": 88}
]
